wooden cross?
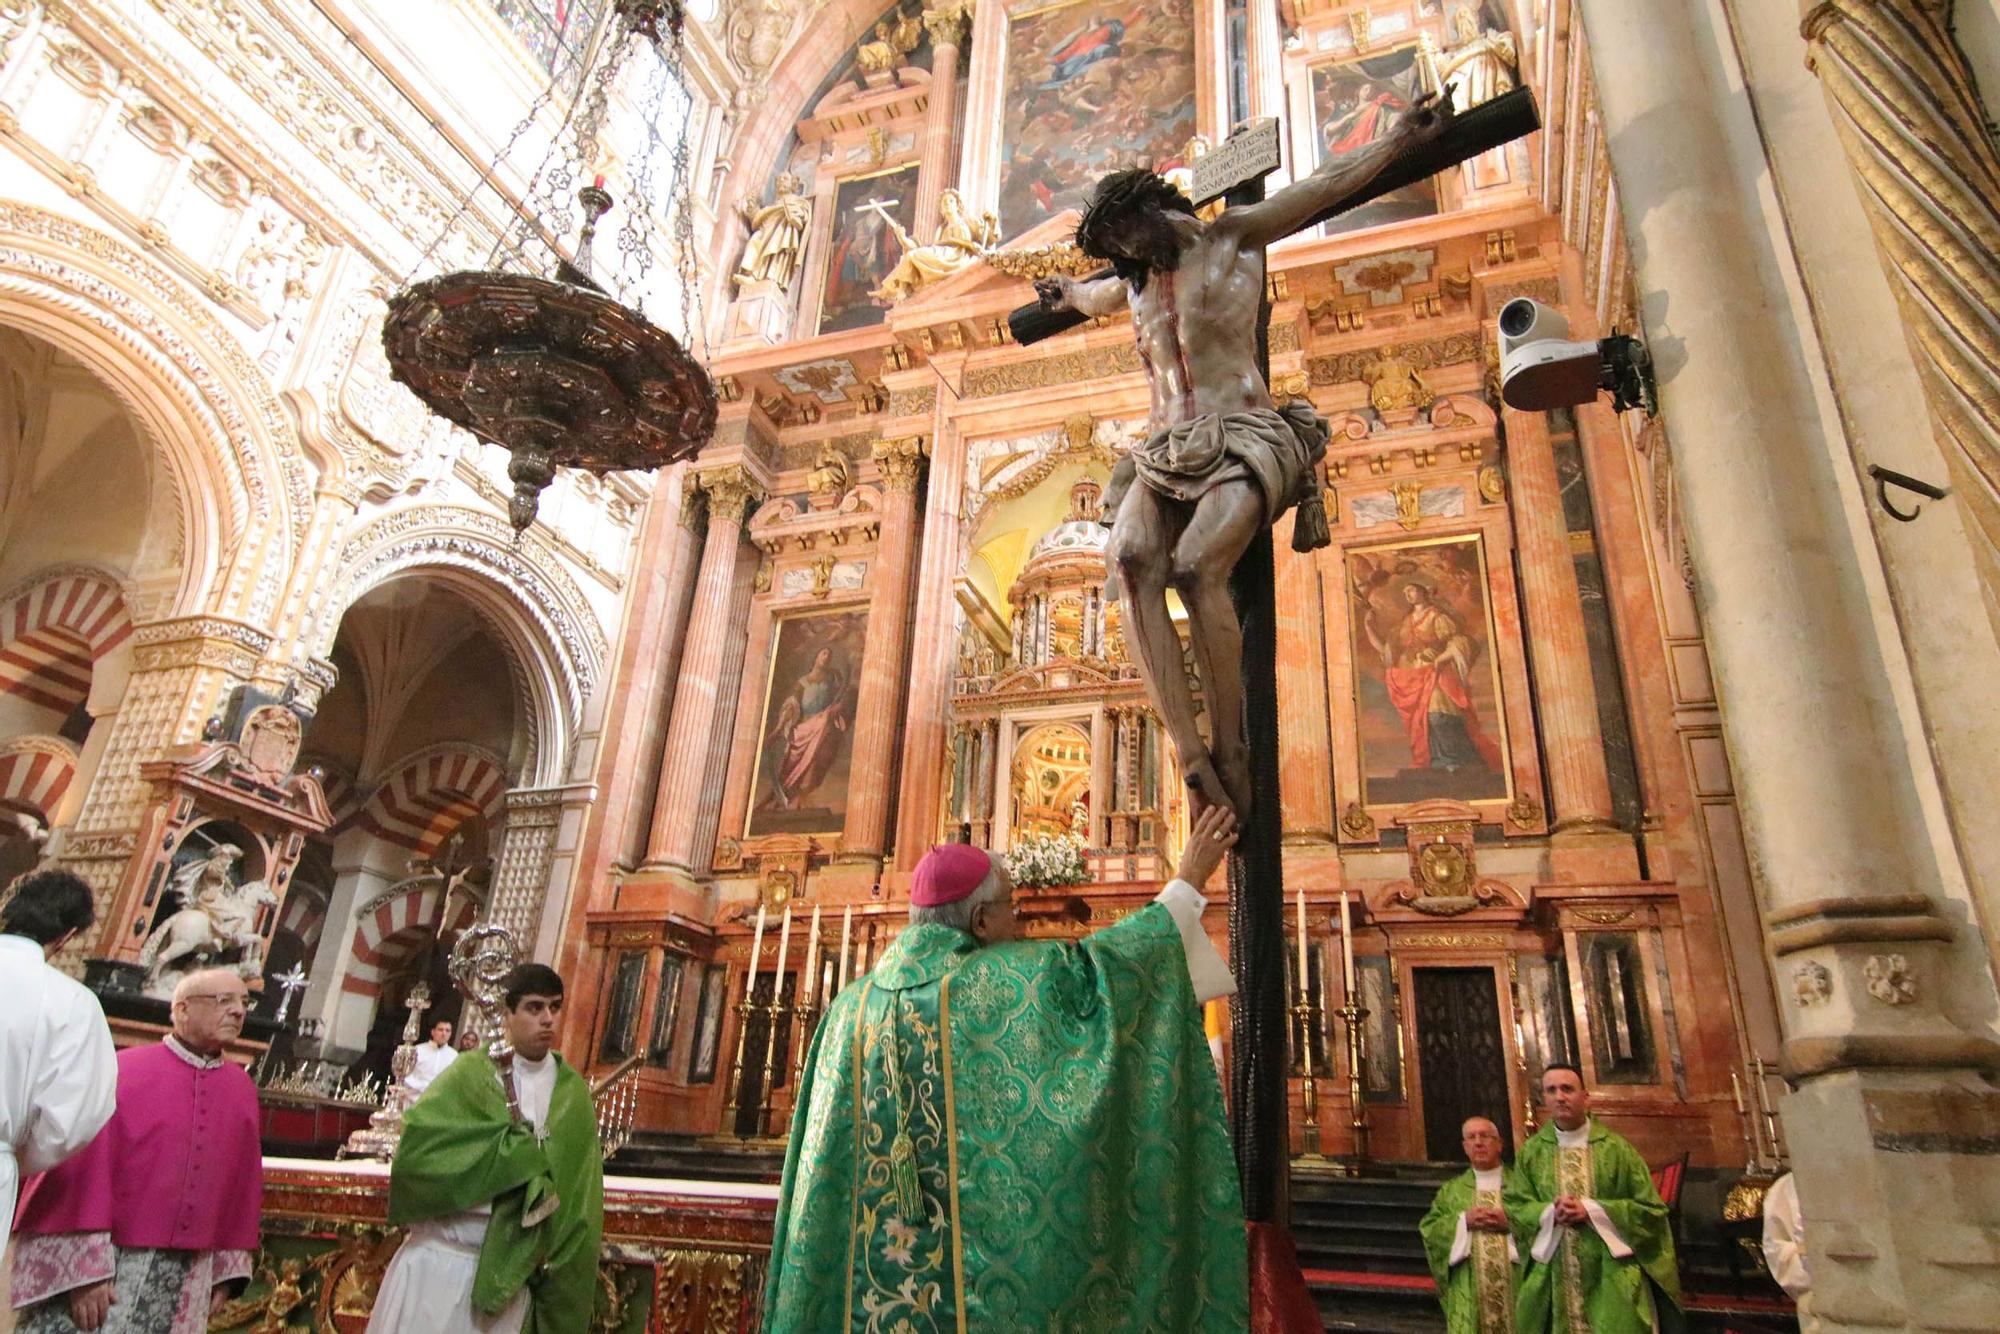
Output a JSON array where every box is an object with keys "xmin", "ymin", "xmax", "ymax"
[{"xmin": 1001, "ymin": 88, "xmax": 1542, "ymax": 1230}]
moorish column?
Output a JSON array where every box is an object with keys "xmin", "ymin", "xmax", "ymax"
[
  {"xmin": 1500, "ymin": 404, "xmax": 1617, "ymax": 832},
  {"xmin": 644, "ymin": 467, "xmax": 764, "ymax": 874},
  {"xmin": 1800, "ymin": 0, "xmax": 2000, "ymax": 625},
  {"xmin": 1574, "ymin": 5, "xmax": 2000, "ymax": 1329},
  {"xmin": 841, "ymin": 436, "xmax": 927, "ymax": 864}
]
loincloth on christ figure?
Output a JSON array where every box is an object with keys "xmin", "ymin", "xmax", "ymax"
[{"xmin": 1100, "ymin": 402, "xmax": 1333, "ymax": 564}]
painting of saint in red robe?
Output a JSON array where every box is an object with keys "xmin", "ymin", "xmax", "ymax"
[
  {"xmin": 1310, "ymin": 44, "xmax": 1442, "ymax": 234},
  {"xmin": 1350, "ymin": 537, "xmax": 1509, "ymax": 805},
  {"xmin": 748, "ymin": 611, "xmax": 868, "ymax": 836}
]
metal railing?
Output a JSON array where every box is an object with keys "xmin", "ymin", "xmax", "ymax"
[{"xmin": 592, "ymin": 1054, "xmax": 644, "ymax": 1160}]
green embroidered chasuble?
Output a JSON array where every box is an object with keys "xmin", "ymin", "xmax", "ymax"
[
  {"xmin": 1419, "ymin": 1166, "xmax": 1525, "ymax": 1334},
  {"xmin": 1507, "ymin": 1120, "xmax": 1682, "ymax": 1334},
  {"xmin": 387, "ymin": 1050, "xmax": 605, "ymax": 1332},
  {"xmin": 764, "ymin": 906, "xmax": 1248, "ymax": 1333}
]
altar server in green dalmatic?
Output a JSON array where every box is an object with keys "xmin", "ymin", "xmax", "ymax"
[
  {"xmin": 1509, "ymin": 1065, "xmax": 1682, "ymax": 1334},
  {"xmin": 765, "ymin": 806, "xmax": 1249, "ymax": 1333},
  {"xmin": 1420, "ymin": 1116, "xmax": 1526, "ymax": 1334},
  {"xmin": 367, "ymin": 964, "xmax": 603, "ymax": 1334}
]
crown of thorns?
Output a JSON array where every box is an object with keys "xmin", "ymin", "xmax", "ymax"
[{"xmin": 1074, "ymin": 169, "xmax": 1197, "ymax": 258}]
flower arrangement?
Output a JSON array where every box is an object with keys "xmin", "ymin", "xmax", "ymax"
[{"xmin": 1004, "ymin": 831, "xmax": 1091, "ymax": 889}]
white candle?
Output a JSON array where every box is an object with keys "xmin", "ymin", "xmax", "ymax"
[
  {"xmin": 837, "ymin": 904, "xmax": 854, "ymax": 990},
  {"xmin": 747, "ymin": 903, "xmax": 767, "ymax": 992},
  {"xmin": 1730, "ymin": 1070, "xmax": 1746, "ymax": 1115},
  {"xmin": 1339, "ymin": 891, "xmax": 1357, "ymax": 998},
  {"xmin": 1296, "ymin": 888, "xmax": 1310, "ymax": 982},
  {"xmin": 773, "ymin": 904, "xmax": 794, "ymax": 998},
  {"xmin": 801, "ymin": 903, "xmax": 823, "ymax": 1007}
]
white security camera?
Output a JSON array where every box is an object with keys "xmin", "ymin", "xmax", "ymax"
[{"xmin": 1497, "ymin": 297, "xmax": 1656, "ymax": 415}]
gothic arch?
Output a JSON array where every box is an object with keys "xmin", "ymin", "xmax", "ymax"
[
  {"xmin": 309, "ymin": 506, "xmax": 607, "ymax": 786},
  {"xmin": 0, "ymin": 204, "xmax": 317, "ymax": 623}
]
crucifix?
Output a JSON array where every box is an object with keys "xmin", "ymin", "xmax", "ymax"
[
  {"xmin": 271, "ymin": 962, "xmax": 309, "ymax": 1024},
  {"xmin": 1011, "ymin": 86, "xmax": 1540, "ymax": 1232}
]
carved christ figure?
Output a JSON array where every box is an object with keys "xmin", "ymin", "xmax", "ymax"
[{"xmin": 1035, "ymin": 97, "xmax": 1453, "ymax": 818}]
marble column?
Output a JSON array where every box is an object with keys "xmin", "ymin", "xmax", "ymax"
[
  {"xmin": 616, "ymin": 477, "xmax": 707, "ymax": 867},
  {"xmin": 914, "ymin": 1, "xmax": 972, "ymax": 232},
  {"xmin": 841, "ymin": 436, "xmax": 927, "ymax": 864},
  {"xmin": 1574, "ymin": 5, "xmax": 2000, "ymax": 1328},
  {"xmin": 1800, "ymin": 0, "xmax": 2000, "ymax": 625},
  {"xmin": 1500, "ymin": 403, "xmax": 1617, "ymax": 833},
  {"xmin": 893, "ymin": 418, "xmax": 968, "ymax": 872},
  {"xmin": 644, "ymin": 467, "xmax": 763, "ymax": 874},
  {"xmin": 1274, "ymin": 513, "xmax": 1335, "ymax": 845}
]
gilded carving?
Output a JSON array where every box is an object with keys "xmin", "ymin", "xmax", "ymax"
[
  {"xmin": 1390, "ymin": 480, "xmax": 1424, "ymax": 531},
  {"xmin": 922, "ymin": 0, "xmax": 976, "ymax": 48},
  {"xmin": 981, "ymin": 240, "xmax": 1100, "ymax": 282},
  {"xmin": 855, "ymin": 6, "xmax": 923, "ymax": 75},
  {"xmin": 1478, "ymin": 464, "xmax": 1506, "ymax": 505},
  {"xmin": 965, "ymin": 343, "xmax": 1144, "ymax": 397},
  {"xmin": 1863, "ymin": 953, "xmax": 1918, "ymax": 1006},
  {"xmin": 871, "ymin": 191, "xmax": 999, "ymax": 302},
  {"xmin": 806, "ymin": 447, "xmax": 853, "ymax": 509},
  {"xmin": 1340, "ymin": 801, "xmax": 1377, "ymax": 840},
  {"xmin": 701, "ymin": 469, "xmax": 763, "ymax": 525},
  {"xmin": 1308, "ymin": 331, "xmax": 1484, "ymax": 388},
  {"xmin": 872, "ymin": 435, "xmax": 928, "ymax": 492}
]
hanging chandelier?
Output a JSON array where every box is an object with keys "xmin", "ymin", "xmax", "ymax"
[{"xmin": 383, "ymin": 0, "xmax": 717, "ymax": 532}]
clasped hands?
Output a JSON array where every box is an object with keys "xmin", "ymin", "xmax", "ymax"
[
  {"xmin": 1552, "ymin": 1194, "xmax": 1591, "ymax": 1227},
  {"xmin": 1464, "ymin": 1205, "xmax": 1511, "ymax": 1233}
]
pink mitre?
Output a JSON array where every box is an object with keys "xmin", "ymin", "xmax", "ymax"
[{"xmin": 909, "ymin": 843, "xmax": 996, "ymax": 907}]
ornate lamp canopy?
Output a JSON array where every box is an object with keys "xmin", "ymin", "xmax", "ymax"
[{"xmin": 383, "ymin": 0, "xmax": 716, "ymax": 531}]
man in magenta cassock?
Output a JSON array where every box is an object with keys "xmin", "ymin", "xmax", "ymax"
[{"xmin": 10, "ymin": 967, "xmax": 263, "ymax": 1334}]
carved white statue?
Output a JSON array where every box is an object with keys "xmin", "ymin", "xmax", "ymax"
[{"xmin": 137, "ymin": 843, "xmax": 279, "ymax": 999}]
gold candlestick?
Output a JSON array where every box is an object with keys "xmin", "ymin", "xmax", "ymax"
[
  {"xmin": 1337, "ymin": 997, "xmax": 1371, "ymax": 1175},
  {"xmin": 724, "ymin": 906, "xmax": 766, "ymax": 1139},
  {"xmin": 1292, "ymin": 994, "xmax": 1332, "ymax": 1163}
]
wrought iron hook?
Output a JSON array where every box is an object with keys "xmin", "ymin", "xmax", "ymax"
[{"xmin": 1868, "ymin": 464, "xmax": 1948, "ymax": 522}]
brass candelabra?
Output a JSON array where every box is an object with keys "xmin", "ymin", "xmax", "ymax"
[
  {"xmin": 1291, "ymin": 996, "xmax": 1333, "ymax": 1164},
  {"xmin": 1336, "ymin": 997, "xmax": 1371, "ymax": 1175}
]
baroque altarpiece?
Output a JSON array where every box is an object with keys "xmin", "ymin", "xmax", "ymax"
[{"xmin": 559, "ymin": 0, "xmax": 1767, "ymax": 1176}]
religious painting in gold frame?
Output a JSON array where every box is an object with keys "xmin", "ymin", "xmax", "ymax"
[
  {"xmin": 819, "ymin": 163, "xmax": 921, "ymax": 334},
  {"xmin": 745, "ymin": 609, "xmax": 868, "ymax": 838},
  {"xmin": 1306, "ymin": 41, "xmax": 1443, "ymax": 235},
  {"xmin": 995, "ymin": 0, "xmax": 1199, "ymax": 240},
  {"xmin": 1346, "ymin": 531, "xmax": 1511, "ymax": 806}
]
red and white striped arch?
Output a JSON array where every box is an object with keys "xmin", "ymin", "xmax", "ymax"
[
  {"xmin": 0, "ymin": 737, "xmax": 79, "ymax": 825},
  {"xmin": 0, "ymin": 573, "xmax": 132, "ymax": 717},
  {"xmin": 351, "ymin": 748, "xmax": 507, "ymax": 857},
  {"xmin": 339, "ymin": 879, "xmax": 483, "ymax": 998}
]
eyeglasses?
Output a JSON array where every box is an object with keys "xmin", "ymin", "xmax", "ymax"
[{"xmin": 184, "ymin": 993, "xmax": 249, "ymax": 1011}]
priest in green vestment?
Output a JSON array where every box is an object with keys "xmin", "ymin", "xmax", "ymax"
[
  {"xmin": 765, "ymin": 805, "xmax": 1250, "ymax": 1332},
  {"xmin": 1507, "ymin": 1065, "xmax": 1682, "ymax": 1334},
  {"xmin": 367, "ymin": 964, "xmax": 604, "ymax": 1334},
  {"xmin": 1420, "ymin": 1116, "xmax": 1526, "ymax": 1334}
]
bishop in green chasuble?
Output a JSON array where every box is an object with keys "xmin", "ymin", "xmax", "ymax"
[
  {"xmin": 1419, "ymin": 1117, "xmax": 1525, "ymax": 1334},
  {"xmin": 765, "ymin": 822, "xmax": 1249, "ymax": 1333},
  {"xmin": 1507, "ymin": 1068, "xmax": 1681, "ymax": 1334}
]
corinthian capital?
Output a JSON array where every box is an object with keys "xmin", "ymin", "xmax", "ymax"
[
  {"xmin": 872, "ymin": 436, "xmax": 929, "ymax": 493},
  {"xmin": 700, "ymin": 467, "xmax": 763, "ymax": 524},
  {"xmin": 923, "ymin": 0, "xmax": 975, "ymax": 49}
]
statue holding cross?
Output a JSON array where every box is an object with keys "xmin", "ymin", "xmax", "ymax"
[{"xmin": 1035, "ymin": 95, "xmax": 1458, "ymax": 820}]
